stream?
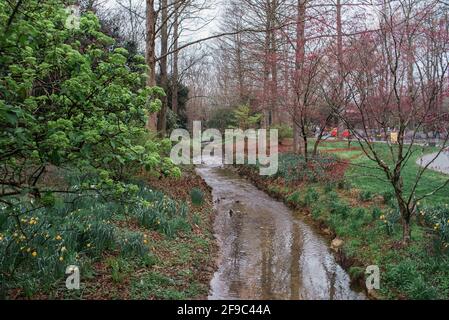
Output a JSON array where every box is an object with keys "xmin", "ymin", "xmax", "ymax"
[{"xmin": 196, "ymin": 156, "xmax": 366, "ymax": 300}]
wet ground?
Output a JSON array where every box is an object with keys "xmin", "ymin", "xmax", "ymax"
[{"xmin": 196, "ymin": 157, "xmax": 366, "ymax": 300}]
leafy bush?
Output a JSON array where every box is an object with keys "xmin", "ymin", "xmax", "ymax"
[
  {"xmin": 324, "ymin": 182, "xmax": 335, "ymax": 193},
  {"xmin": 273, "ymin": 153, "xmax": 345, "ymax": 184},
  {"xmin": 232, "ymin": 105, "xmax": 263, "ymax": 130},
  {"xmin": 329, "ymin": 197, "xmax": 350, "ymax": 220},
  {"xmin": 382, "ymin": 191, "xmax": 395, "ymax": 205},
  {"xmin": 337, "ymin": 180, "xmax": 352, "ymax": 190},
  {"xmin": 304, "ymin": 188, "xmax": 319, "ymax": 206},
  {"xmin": 287, "ymin": 191, "xmax": 302, "ymax": 207},
  {"xmin": 106, "ymin": 257, "xmax": 132, "ymax": 284},
  {"xmin": 371, "ymin": 207, "xmax": 382, "ymax": 220},
  {"xmin": 350, "ymin": 208, "xmax": 371, "ymax": 229},
  {"xmin": 311, "ymin": 203, "xmax": 325, "ymax": 219},
  {"xmin": 359, "ymin": 190, "xmax": 374, "ymax": 202},
  {"xmin": 270, "ymin": 124, "xmax": 293, "ymax": 141},
  {"xmin": 190, "ymin": 188, "xmax": 204, "ymax": 206},
  {"xmin": 0, "ymin": 0, "xmax": 179, "ymax": 218}
]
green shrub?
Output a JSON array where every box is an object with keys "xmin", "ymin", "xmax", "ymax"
[
  {"xmin": 337, "ymin": 180, "xmax": 352, "ymax": 191},
  {"xmin": 311, "ymin": 203, "xmax": 325, "ymax": 219},
  {"xmin": 330, "ymin": 201, "xmax": 350, "ymax": 220},
  {"xmin": 359, "ymin": 190, "xmax": 374, "ymax": 202},
  {"xmin": 349, "ymin": 208, "xmax": 371, "ymax": 230},
  {"xmin": 323, "ymin": 191, "xmax": 347, "ymax": 218},
  {"xmin": 371, "ymin": 207, "xmax": 382, "ymax": 221},
  {"xmin": 190, "ymin": 188, "xmax": 204, "ymax": 206},
  {"xmin": 272, "ymin": 153, "xmax": 344, "ymax": 184},
  {"xmin": 324, "ymin": 182, "xmax": 335, "ymax": 193},
  {"xmin": 270, "ymin": 124, "xmax": 293, "ymax": 141},
  {"xmin": 382, "ymin": 191, "xmax": 394, "ymax": 205},
  {"xmin": 353, "ymin": 207, "xmax": 366, "ymax": 219},
  {"xmin": 106, "ymin": 257, "xmax": 132, "ymax": 284},
  {"xmin": 348, "ymin": 266, "xmax": 365, "ymax": 278},
  {"xmin": 304, "ymin": 188, "xmax": 320, "ymax": 206},
  {"xmin": 287, "ymin": 191, "xmax": 302, "ymax": 207}
]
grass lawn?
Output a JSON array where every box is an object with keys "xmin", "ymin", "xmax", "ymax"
[{"xmin": 315, "ymin": 140, "xmax": 449, "ymax": 205}]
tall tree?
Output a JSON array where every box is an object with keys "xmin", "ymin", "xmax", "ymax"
[
  {"xmin": 146, "ymin": 0, "xmax": 158, "ymax": 130},
  {"xmin": 157, "ymin": 0, "xmax": 169, "ymax": 134}
]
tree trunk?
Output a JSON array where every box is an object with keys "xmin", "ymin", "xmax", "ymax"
[
  {"xmin": 396, "ymin": 184, "xmax": 412, "ymax": 245},
  {"xmin": 269, "ymin": 0, "xmax": 278, "ymax": 125},
  {"xmin": 262, "ymin": 10, "xmax": 271, "ymax": 129},
  {"xmin": 293, "ymin": 0, "xmax": 306, "ymax": 154},
  {"xmin": 293, "ymin": 120, "xmax": 302, "ymax": 154},
  {"xmin": 303, "ymin": 135, "xmax": 308, "ymax": 162},
  {"xmin": 336, "ymin": 0, "xmax": 344, "ymax": 133},
  {"xmin": 146, "ymin": 0, "xmax": 157, "ymax": 131},
  {"xmin": 157, "ymin": 0, "xmax": 169, "ymax": 135},
  {"xmin": 171, "ymin": 0, "xmax": 179, "ymax": 115},
  {"xmin": 402, "ymin": 217, "xmax": 411, "ymax": 245}
]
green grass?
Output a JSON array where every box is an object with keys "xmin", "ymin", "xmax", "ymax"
[{"xmin": 315, "ymin": 140, "xmax": 449, "ymax": 205}]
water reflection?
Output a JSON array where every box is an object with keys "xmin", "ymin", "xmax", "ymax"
[{"xmin": 197, "ymin": 166, "xmax": 365, "ymax": 300}]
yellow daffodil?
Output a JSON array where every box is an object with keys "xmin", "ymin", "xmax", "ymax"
[
  {"xmin": 143, "ymin": 239, "xmax": 148, "ymax": 244},
  {"xmin": 59, "ymin": 256, "xmax": 64, "ymax": 262},
  {"xmin": 55, "ymin": 235, "xmax": 62, "ymax": 241},
  {"xmin": 31, "ymin": 251, "xmax": 37, "ymax": 257}
]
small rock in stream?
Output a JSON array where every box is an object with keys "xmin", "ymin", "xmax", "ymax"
[{"xmin": 331, "ymin": 238, "xmax": 344, "ymax": 251}]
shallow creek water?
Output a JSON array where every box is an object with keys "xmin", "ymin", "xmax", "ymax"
[{"xmin": 196, "ymin": 156, "xmax": 366, "ymax": 300}]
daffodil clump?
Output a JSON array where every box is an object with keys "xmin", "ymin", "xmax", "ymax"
[
  {"xmin": 418, "ymin": 204, "xmax": 449, "ymax": 252},
  {"xmin": 378, "ymin": 208, "xmax": 401, "ymax": 236},
  {"xmin": 0, "ymin": 178, "xmax": 193, "ymax": 298},
  {"xmin": 131, "ymin": 186, "xmax": 191, "ymax": 238}
]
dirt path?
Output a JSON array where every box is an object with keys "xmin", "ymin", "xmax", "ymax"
[{"xmin": 417, "ymin": 152, "xmax": 449, "ymax": 175}]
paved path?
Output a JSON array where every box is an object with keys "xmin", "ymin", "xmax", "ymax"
[{"xmin": 417, "ymin": 151, "xmax": 449, "ymax": 175}]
